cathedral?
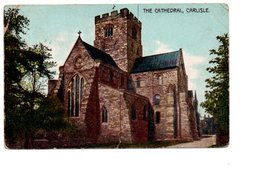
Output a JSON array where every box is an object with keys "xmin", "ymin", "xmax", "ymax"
[{"xmin": 48, "ymin": 8, "xmax": 200, "ymax": 144}]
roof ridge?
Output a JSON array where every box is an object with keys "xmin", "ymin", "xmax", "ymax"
[
  {"xmin": 81, "ymin": 40, "xmax": 108, "ymax": 56},
  {"xmin": 81, "ymin": 39, "xmax": 119, "ymax": 68},
  {"xmin": 142, "ymin": 50, "xmax": 180, "ymax": 59}
]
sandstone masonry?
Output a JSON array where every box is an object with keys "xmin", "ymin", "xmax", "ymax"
[{"xmin": 48, "ymin": 8, "xmax": 200, "ymax": 145}]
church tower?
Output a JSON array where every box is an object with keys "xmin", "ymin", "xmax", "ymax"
[{"xmin": 94, "ymin": 8, "xmax": 142, "ymax": 72}]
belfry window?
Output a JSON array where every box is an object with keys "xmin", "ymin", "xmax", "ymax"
[
  {"xmin": 68, "ymin": 74, "xmax": 85, "ymax": 117},
  {"xmin": 101, "ymin": 106, "xmax": 108, "ymax": 123},
  {"xmin": 154, "ymin": 94, "xmax": 161, "ymax": 105},
  {"xmin": 105, "ymin": 27, "xmax": 113, "ymax": 37}
]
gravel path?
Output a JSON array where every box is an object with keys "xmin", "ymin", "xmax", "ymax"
[{"xmin": 167, "ymin": 135, "xmax": 216, "ymax": 148}]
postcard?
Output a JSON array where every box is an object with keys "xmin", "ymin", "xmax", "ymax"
[{"xmin": 4, "ymin": 4, "xmax": 229, "ymax": 149}]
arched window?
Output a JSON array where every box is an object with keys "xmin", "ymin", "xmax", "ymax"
[
  {"xmin": 68, "ymin": 74, "xmax": 84, "ymax": 117},
  {"xmin": 80, "ymin": 78, "xmax": 84, "ymax": 100},
  {"xmin": 136, "ymin": 78, "xmax": 141, "ymax": 87},
  {"xmin": 75, "ymin": 75, "xmax": 80, "ymax": 117},
  {"xmin": 131, "ymin": 104, "xmax": 136, "ymax": 120},
  {"xmin": 156, "ymin": 111, "xmax": 161, "ymax": 124},
  {"xmin": 158, "ymin": 76, "xmax": 163, "ymax": 85},
  {"xmin": 101, "ymin": 106, "xmax": 108, "ymax": 123},
  {"xmin": 154, "ymin": 94, "xmax": 160, "ymax": 105},
  {"xmin": 143, "ymin": 104, "xmax": 147, "ymax": 120},
  {"xmin": 71, "ymin": 79, "xmax": 75, "ymax": 116},
  {"xmin": 68, "ymin": 91, "xmax": 71, "ymax": 116},
  {"xmin": 105, "ymin": 26, "xmax": 113, "ymax": 37},
  {"xmin": 127, "ymin": 78, "xmax": 133, "ymax": 90}
]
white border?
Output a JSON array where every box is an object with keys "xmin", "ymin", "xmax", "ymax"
[{"xmin": 1, "ymin": 0, "xmax": 260, "ymax": 170}]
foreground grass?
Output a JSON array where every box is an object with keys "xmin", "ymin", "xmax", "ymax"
[{"xmin": 66, "ymin": 140, "xmax": 189, "ymax": 149}]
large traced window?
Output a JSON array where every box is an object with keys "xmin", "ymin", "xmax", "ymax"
[
  {"xmin": 154, "ymin": 94, "xmax": 161, "ymax": 105},
  {"xmin": 101, "ymin": 106, "xmax": 108, "ymax": 123},
  {"xmin": 80, "ymin": 78, "xmax": 84, "ymax": 99},
  {"xmin": 105, "ymin": 26, "xmax": 113, "ymax": 37},
  {"xmin": 67, "ymin": 74, "xmax": 84, "ymax": 117},
  {"xmin": 67, "ymin": 90, "xmax": 71, "ymax": 116}
]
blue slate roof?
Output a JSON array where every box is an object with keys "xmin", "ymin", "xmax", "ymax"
[
  {"xmin": 131, "ymin": 50, "xmax": 181, "ymax": 73},
  {"xmin": 82, "ymin": 40, "xmax": 119, "ymax": 68}
]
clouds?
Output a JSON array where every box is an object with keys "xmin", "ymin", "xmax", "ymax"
[
  {"xmin": 154, "ymin": 40, "xmax": 173, "ymax": 54},
  {"xmin": 55, "ymin": 32, "xmax": 68, "ymax": 42},
  {"xmin": 50, "ymin": 31, "xmax": 76, "ymax": 78},
  {"xmin": 153, "ymin": 40, "xmax": 207, "ymax": 90},
  {"xmin": 183, "ymin": 51, "xmax": 207, "ymax": 90}
]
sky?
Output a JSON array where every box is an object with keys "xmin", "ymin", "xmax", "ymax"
[{"xmin": 6, "ymin": 4, "xmax": 229, "ymax": 116}]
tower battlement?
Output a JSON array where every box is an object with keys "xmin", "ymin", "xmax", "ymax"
[
  {"xmin": 95, "ymin": 8, "xmax": 141, "ymax": 26},
  {"xmin": 94, "ymin": 7, "xmax": 143, "ymax": 72}
]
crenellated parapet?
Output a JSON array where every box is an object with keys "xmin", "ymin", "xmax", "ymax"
[{"xmin": 95, "ymin": 8, "xmax": 141, "ymax": 27}]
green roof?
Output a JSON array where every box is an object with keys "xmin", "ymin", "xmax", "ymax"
[{"xmin": 131, "ymin": 50, "xmax": 181, "ymax": 73}]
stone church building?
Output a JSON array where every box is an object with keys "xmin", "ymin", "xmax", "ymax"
[{"xmin": 48, "ymin": 8, "xmax": 200, "ymax": 144}]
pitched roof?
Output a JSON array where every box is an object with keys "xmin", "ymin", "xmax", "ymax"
[
  {"xmin": 131, "ymin": 50, "xmax": 181, "ymax": 73},
  {"xmin": 81, "ymin": 40, "xmax": 119, "ymax": 68}
]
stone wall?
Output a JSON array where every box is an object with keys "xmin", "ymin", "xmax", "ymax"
[
  {"xmin": 94, "ymin": 8, "xmax": 142, "ymax": 72},
  {"xmin": 98, "ymin": 63, "xmax": 127, "ymax": 90},
  {"xmin": 131, "ymin": 69, "xmax": 180, "ymax": 141},
  {"xmin": 179, "ymin": 92, "xmax": 193, "ymax": 141},
  {"xmin": 123, "ymin": 92, "xmax": 150, "ymax": 143},
  {"xmin": 46, "ymin": 7, "xmax": 200, "ymax": 146},
  {"xmin": 187, "ymin": 94, "xmax": 200, "ymax": 140},
  {"xmin": 97, "ymin": 83, "xmax": 128, "ymax": 143},
  {"xmin": 97, "ymin": 83, "xmax": 150, "ymax": 143}
]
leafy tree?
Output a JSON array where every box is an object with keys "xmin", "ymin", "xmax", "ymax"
[
  {"xmin": 4, "ymin": 8, "xmax": 72, "ymax": 148},
  {"xmin": 201, "ymin": 33, "xmax": 229, "ymax": 146}
]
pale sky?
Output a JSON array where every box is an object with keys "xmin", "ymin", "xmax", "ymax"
[{"xmin": 7, "ymin": 4, "xmax": 229, "ymax": 116}]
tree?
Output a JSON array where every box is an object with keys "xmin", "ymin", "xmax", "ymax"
[
  {"xmin": 4, "ymin": 8, "xmax": 72, "ymax": 148},
  {"xmin": 201, "ymin": 33, "xmax": 229, "ymax": 146}
]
